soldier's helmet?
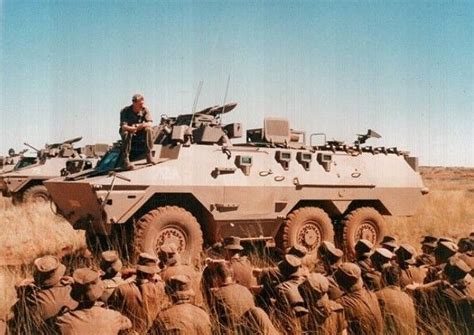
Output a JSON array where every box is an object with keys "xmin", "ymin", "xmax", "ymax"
[
  {"xmin": 136, "ymin": 253, "xmax": 159, "ymax": 274},
  {"xmin": 33, "ymin": 255, "xmax": 66, "ymax": 288},
  {"xmin": 165, "ymin": 274, "xmax": 195, "ymax": 299},
  {"xmin": 100, "ymin": 250, "xmax": 123, "ymax": 276},
  {"xmin": 334, "ymin": 262, "xmax": 363, "ymax": 291},
  {"xmin": 71, "ymin": 268, "xmax": 104, "ymax": 303}
]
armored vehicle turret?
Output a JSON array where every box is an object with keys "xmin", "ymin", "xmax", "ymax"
[
  {"xmin": 45, "ymin": 104, "xmax": 428, "ymax": 261},
  {"xmin": 0, "ymin": 137, "xmax": 110, "ymax": 203}
]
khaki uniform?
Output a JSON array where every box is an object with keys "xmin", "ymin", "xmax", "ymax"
[
  {"xmin": 357, "ymin": 258, "xmax": 382, "ymax": 291},
  {"xmin": 274, "ymin": 276, "xmax": 306, "ymax": 333},
  {"xmin": 399, "ymin": 265, "xmax": 426, "ymax": 288},
  {"xmin": 119, "ymin": 105, "xmax": 154, "ymax": 159},
  {"xmin": 55, "ymin": 302, "xmax": 131, "ymax": 335},
  {"xmin": 9, "ymin": 279, "xmax": 77, "ymax": 334},
  {"xmin": 229, "ymin": 255, "xmax": 257, "ymax": 288},
  {"xmin": 301, "ymin": 295, "xmax": 347, "ymax": 335},
  {"xmin": 336, "ymin": 287, "xmax": 384, "ymax": 335},
  {"xmin": 160, "ymin": 263, "xmax": 203, "ymax": 305},
  {"xmin": 415, "ymin": 253, "xmax": 435, "ymax": 267},
  {"xmin": 108, "ymin": 276, "xmax": 166, "ymax": 334},
  {"xmin": 376, "ymin": 285, "xmax": 417, "ymax": 335},
  {"xmin": 150, "ymin": 301, "xmax": 211, "ymax": 335},
  {"xmin": 101, "ymin": 274, "xmax": 127, "ymax": 303}
]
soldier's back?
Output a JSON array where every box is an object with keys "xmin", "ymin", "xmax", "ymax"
[
  {"xmin": 56, "ymin": 304, "xmax": 131, "ymax": 335},
  {"xmin": 213, "ymin": 282, "xmax": 256, "ymax": 321},
  {"xmin": 400, "ymin": 266, "xmax": 426, "ymax": 287},
  {"xmin": 160, "ymin": 264, "xmax": 203, "ymax": 304},
  {"xmin": 304, "ymin": 297, "xmax": 347, "ymax": 335},
  {"xmin": 230, "ymin": 256, "xmax": 257, "ymax": 288},
  {"xmin": 376, "ymin": 286, "xmax": 417, "ymax": 335},
  {"xmin": 151, "ymin": 303, "xmax": 211, "ymax": 335},
  {"xmin": 337, "ymin": 288, "xmax": 383, "ymax": 335},
  {"xmin": 108, "ymin": 278, "xmax": 165, "ymax": 334},
  {"xmin": 101, "ymin": 275, "xmax": 127, "ymax": 303}
]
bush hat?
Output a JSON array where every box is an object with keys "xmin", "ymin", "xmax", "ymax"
[
  {"xmin": 223, "ymin": 236, "xmax": 244, "ymax": 251},
  {"xmin": 33, "ymin": 255, "xmax": 66, "ymax": 288},
  {"xmin": 100, "ymin": 250, "xmax": 123, "ymax": 275},
  {"xmin": 71, "ymin": 268, "xmax": 104, "ymax": 303},
  {"xmin": 137, "ymin": 253, "xmax": 159, "ymax": 274}
]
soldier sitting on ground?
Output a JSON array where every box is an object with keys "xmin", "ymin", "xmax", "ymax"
[
  {"xmin": 150, "ymin": 275, "xmax": 211, "ymax": 335},
  {"xmin": 365, "ymin": 248, "xmax": 393, "ymax": 291},
  {"xmin": 394, "ymin": 244, "xmax": 426, "ymax": 287},
  {"xmin": 108, "ymin": 253, "xmax": 166, "ymax": 334},
  {"xmin": 298, "ymin": 273, "xmax": 347, "ymax": 335},
  {"xmin": 334, "ymin": 262, "xmax": 384, "ymax": 335},
  {"xmin": 210, "ymin": 262, "xmax": 278, "ymax": 335},
  {"xmin": 353, "ymin": 239, "xmax": 374, "ymax": 280},
  {"xmin": 375, "ymin": 266, "xmax": 417, "ymax": 335},
  {"xmin": 119, "ymin": 93, "xmax": 156, "ymax": 170},
  {"xmin": 415, "ymin": 235, "xmax": 437, "ymax": 267},
  {"xmin": 316, "ymin": 241, "xmax": 344, "ymax": 299},
  {"xmin": 222, "ymin": 236, "xmax": 258, "ymax": 289},
  {"xmin": 55, "ymin": 268, "xmax": 132, "ymax": 335},
  {"xmin": 8, "ymin": 255, "xmax": 77, "ymax": 334},
  {"xmin": 424, "ymin": 240, "xmax": 458, "ymax": 283},
  {"xmin": 99, "ymin": 250, "xmax": 127, "ymax": 303},
  {"xmin": 158, "ymin": 243, "xmax": 203, "ymax": 306}
]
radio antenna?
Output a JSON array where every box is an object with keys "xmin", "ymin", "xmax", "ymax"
[
  {"xmin": 218, "ymin": 75, "xmax": 231, "ymax": 125},
  {"xmin": 189, "ymin": 80, "xmax": 203, "ymax": 127}
]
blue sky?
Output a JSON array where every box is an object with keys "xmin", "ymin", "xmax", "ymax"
[{"xmin": 1, "ymin": 1, "xmax": 472, "ymax": 166}]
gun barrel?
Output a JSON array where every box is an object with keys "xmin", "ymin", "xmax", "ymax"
[{"xmin": 24, "ymin": 142, "xmax": 39, "ymax": 152}]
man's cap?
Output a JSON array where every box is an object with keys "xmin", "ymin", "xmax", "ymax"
[
  {"xmin": 355, "ymin": 239, "xmax": 373, "ymax": 255},
  {"xmin": 371, "ymin": 248, "xmax": 394, "ymax": 262},
  {"xmin": 443, "ymin": 257, "xmax": 471, "ymax": 280},
  {"xmin": 223, "ymin": 236, "xmax": 244, "ymax": 251},
  {"xmin": 283, "ymin": 254, "xmax": 302, "ymax": 268},
  {"xmin": 33, "ymin": 255, "xmax": 66, "ymax": 287},
  {"xmin": 457, "ymin": 237, "xmax": 474, "ymax": 252},
  {"xmin": 381, "ymin": 236, "xmax": 398, "ymax": 250},
  {"xmin": 136, "ymin": 253, "xmax": 159, "ymax": 274},
  {"xmin": 165, "ymin": 274, "xmax": 195, "ymax": 298},
  {"xmin": 100, "ymin": 250, "xmax": 123, "ymax": 274},
  {"xmin": 132, "ymin": 93, "xmax": 144, "ymax": 102},
  {"xmin": 421, "ymin": 236, "xmax": 438, "ymax": 248},
  {"xmin": 305, "ymin": 273, "xmax": 329, "ymax": 294},
  {"xmin": 160, "ymin": 243, "xmax": 179, "ymax": 255},
  {"xmin": 438, "ymin": 237, "xmax": 455, "ymax": 244},
  {"xmin": 319, "ymin": 241, "xmax": 343, "ymax": 261},
  {"xmin": 71, "ymin": 268, "xmax": 104, "ymax": 303},
  {"xmin": 395, "ymin": 244, "xmax": 416, "ymax": 262},
  {"xmin": 435, "ymin": 241, "xmax": 458, "ymax": 257},
  {"xmin": 286, "ymin": 244, "xmax": 308, "ymax": 258},
  {"xmin": 334, "ymin": 262, "xmax": 362, "ymax": 288}
]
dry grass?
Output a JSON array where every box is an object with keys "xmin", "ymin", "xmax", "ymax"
[{"xmin": 0, "ymin": 166, "xmax": 472, "ymax": 331}]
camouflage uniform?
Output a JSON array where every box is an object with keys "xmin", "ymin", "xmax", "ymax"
[
  {"xmin": 150, "ymin": 275, "xmax": 211, "ymax": 335},
  {"xmin": 108, "ymin": 253, "xmax": 166, "ymax": 334},
  {"xmin": 8, "ymin": 256, "xmax": 77, "ymax": 334},
  {"xmin": 334, "ymin": 263, "xmax": 383, "ymax": 335}
]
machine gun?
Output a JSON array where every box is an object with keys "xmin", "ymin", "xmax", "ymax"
[
  {"xmin": 354, "ymin": 129, "xmax": 381, "ymax": 146},
  {"xmin": 25, "ymin": 137, "xmax": 83, "ymax": 160}
]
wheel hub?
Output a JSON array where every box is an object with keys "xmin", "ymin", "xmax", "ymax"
[
  {"xmin": 33, "ymin": 194, "xmax": 49, "ymax": 203},
  {"xmin": 355, "ymin": 222, "xmax": 377, "ymax": 244},
  {"xmin": 297, "ymin": 222, "xmax": 322, "ymax": 251},
  {"xmin": 155, "ymin": 226, "xmax": 187, "ymax": 255}
]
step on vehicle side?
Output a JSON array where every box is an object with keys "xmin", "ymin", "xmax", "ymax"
[
  {"xmin": 45, "ymin": 103, "xmax": 428, "ymax": 263},
  {"xmin": 0, "ymin": 137, "xmax": 110, "ymax": 204}
]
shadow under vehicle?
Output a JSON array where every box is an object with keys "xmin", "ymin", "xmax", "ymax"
[
  {"xmin": 0, "ymin": 137, "xmax": 110, "ymax": 204},
  {"xmin": 45, "ymin": 103, "xmax": 428, "ymax": 262}
]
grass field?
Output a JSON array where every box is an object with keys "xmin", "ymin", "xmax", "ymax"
[{"xmin": 0, "ymin": 166, "xmax": 472, "ymax": 329}]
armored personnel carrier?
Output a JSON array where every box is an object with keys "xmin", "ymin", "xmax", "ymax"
[
  {"xmin": 45, "ymin": 103, "xmax": 427, "ymax": 261},
  {"xmin": 0, "ymin": 137, "xmax": 110, "ymax": 203},
  {"xmin": 0, "ymin": 148, "xmax": 28, "ymax": 174}
]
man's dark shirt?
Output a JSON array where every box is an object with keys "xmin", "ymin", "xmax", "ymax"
[{"xmin": 119, "ymin": 105, "xmax": 152, "ymax": 130}]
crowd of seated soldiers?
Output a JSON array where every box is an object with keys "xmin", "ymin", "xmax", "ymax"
[{"xmin": 1, "ymin": 232, "xmax": 473, "ymax": 335}]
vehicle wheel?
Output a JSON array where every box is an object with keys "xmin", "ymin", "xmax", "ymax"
[
  {"xmin": 341, "ymin": 207, "xmax": 387, "ymax": 258},
  {"xmin": 133, "ymin": 206, "xmax": 203, "ymax": 265},
  {"xmin": 22, "ymin": 185, "xmax": 50, "ymax": 204},
  {"xmin": 280, "ymin": 207, "xmax": 334, "ymax": 252}
]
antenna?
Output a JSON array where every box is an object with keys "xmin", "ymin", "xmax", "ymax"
[
  {"xmin": 218, "ymin": 75, "xmax": 231, "ymax": 125},
  {"xmin": 189, "ymin": 81, "xmax": 204, "ymax": 127}
]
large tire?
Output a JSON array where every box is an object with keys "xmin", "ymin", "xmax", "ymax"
[
  {"xmin": 22, "ymin": 185, "xmax": 50, "ymax": 204},
  {"xmin": 341, "ymin": 207, "xmax": 387, "ymax": 258},
  {"xmin": 133, "ymin": 206, "xmax": 203, "ymax": 265},
  {"xmin": 280, "ymin": 207, "xmax": 334, "ymax": 252}
]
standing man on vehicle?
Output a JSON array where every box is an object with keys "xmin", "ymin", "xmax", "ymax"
[{"xmin": 120, "ymin": 93, "xmax": 155, "ymax": 170}]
